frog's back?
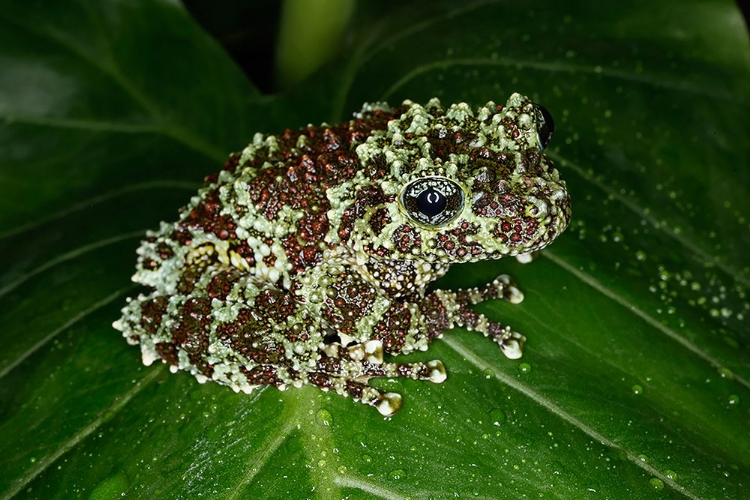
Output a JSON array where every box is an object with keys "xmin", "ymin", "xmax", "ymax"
[{"xmin": 131, "ymin": 106, "xmax": 399, "ymax": 295}]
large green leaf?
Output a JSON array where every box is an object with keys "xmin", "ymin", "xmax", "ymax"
[{"xmin": 1, "ymin": 0, "xmax": 748, "ymax": 498}]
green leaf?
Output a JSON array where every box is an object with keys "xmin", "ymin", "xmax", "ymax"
[
  {"xmin": 275, "ymin": 0, "xmax": 356, "ymax": 89},
  {"xmin": 1, "ymin": 1, "xmax": 748, "ymax": 499}
]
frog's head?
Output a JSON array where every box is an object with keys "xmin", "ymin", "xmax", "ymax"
[{"xmin": 341, "ymin": 94, "xmax": 571, "ymax": 264}]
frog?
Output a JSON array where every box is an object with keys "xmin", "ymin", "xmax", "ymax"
[{"xmin": 113, "ymin": 93, "xmax": 571, "ymax": 416}]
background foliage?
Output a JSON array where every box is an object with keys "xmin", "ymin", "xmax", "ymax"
[{"xmin": 1, "ymin": 1, "xmax": 748, "ymax": 498}]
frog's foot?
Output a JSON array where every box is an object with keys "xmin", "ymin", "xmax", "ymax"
[
  {"xmin": 307, "ymin": 372, "xmax": 403, "ymax": 416},
  {"xmin": 445, "ymin": 274, "xmax": 525, "ymax": 359},
  {"xmin": 455, "ymin": 274, "xmax": 524, "ymax": 306},
  {"xmin": 487, "ymin": 320, "xmax": 526, "ymax": 360},
  {"xmin": 314, "ymin": 340, "xmax": 447, "ymax": 416},
  {"xmin": 455, "ymin": 307, "xmax": 526, "ymax": 360}
]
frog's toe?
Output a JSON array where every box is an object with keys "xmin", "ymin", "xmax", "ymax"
[
  {"xmin": 341, "ymin": 380, "xmax": 401, "ymax": 415},
  {"xmin": 349, "ymin": 339, "xmax": 385, "ymax": 364},
  {"xmin": 374, "ymin": 392, "xmax": 403, "ymax": 416},
  {"xmin": 493, "ymin": 274, "xmax": 524, "ymax": 304},
  {"xmin": 456, "ymin": 275, "xmax": 525, "ymax": 305},
  {"xmin": 494, "ymin": 329, "xmax": 526, "ymax": 359},
  {"xmin": 348, "ymin": 381, "xmax": 403, "ymax": 416},
  {"xmin": 343, "ymin": 378, "xmax": 404, "ymax": 416},
  {"xmin": 426, "ymin": 360, "xmax": 447, "ymax": 382}
]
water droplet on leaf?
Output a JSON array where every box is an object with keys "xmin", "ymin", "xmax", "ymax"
[
  {"xmin": 315, "ymin": 408, "xmax": 333, "ymax": 427},
  {"xmin": 649, "ymin": 478, "xmax": 664, "ymax": 490},
  {"xmin": 490, "ymin": 409, "xmax": 507, "ymax": 426},
  {"xmin": 389, "ymin": 469, "xmax": 407, "ymax": 481}
]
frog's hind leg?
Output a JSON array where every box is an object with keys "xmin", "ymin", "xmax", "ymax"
[
  {"xmin": 309, "ymin": 341, "xmax": 447, "ymax": 416},
  {"xmin": 307, "ymin": 372, "xmax": 403, "ymax": 417},
  {"xmin": 433, "ymin": 274, "xmax": 527, "ymax": 359}
]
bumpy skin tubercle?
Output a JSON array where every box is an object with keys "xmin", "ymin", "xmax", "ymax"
[{"xmin": 113, "ymin": 93, "xmax": 571, "ymax": 416}]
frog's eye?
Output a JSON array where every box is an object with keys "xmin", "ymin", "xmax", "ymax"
[
  {"xmin": 533, "ymin": 103, "xmax": 554, "ymax": 150},
  {"xmin": 400, "ymin": 177, "xmax": 465, "ymax": 226}
]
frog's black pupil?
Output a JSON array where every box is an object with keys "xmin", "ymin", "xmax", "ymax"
[
  {"xmin": 535, "ymin": 104, "xmax": 555, "ymax": 149},
  {"xmin": 417, "ymin": 187, "xmax": 446, "ymax": 217}
]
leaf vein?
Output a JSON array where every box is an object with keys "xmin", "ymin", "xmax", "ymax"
[
  {"xmin": 379, "ymin": 58, "xmax": 738, "ymax": 103},
  {"xmin": 333, "ymin": 474, "xmax": 406, "ymax": 499},
  {"xmin": 1, "ymin": 115, "xmax": 159, "ymax": 134},
  {"xmin": 225, "ymin": 390, "xmax": 294, "ymax": 500},
  {"xmin": 0, "ymin": 230, "xmax": 144, "ymax": 299},
  {"xmin": 330, "ymin": 0, "xmax": 499, "ymax": 120},
  {"xmin": 0, "ymin": 286, "xmax": 134, "ymax": 380},
  {"xmin": 0, "ymin": 180, "xmax": 198, "ymax": 240},
  {"xmin": 442, "ymin": 336, "xmax": 705, "ymax": 500},
  {"xmin": 0, "ymin": 368, "xmax": 162, "ymax": 500},
  {"xmin": 546, "ymin": 151, "xmax": 749, "ymax": 286},
  {"xmin": 543, "ymin": 249, "xmax": 748, "ymax": 390},
  {"xmin": 0, "ymin": 14, "xmax": 225, "ymax": 162}
]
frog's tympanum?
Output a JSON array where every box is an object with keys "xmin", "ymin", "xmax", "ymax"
[{"xmin": 114, "ymin": 94, "xmax": 571, "ymax": 416}]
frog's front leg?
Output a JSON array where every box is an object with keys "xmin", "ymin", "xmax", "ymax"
[
  {"xmin": 299, "ymin": 260, "xmax": 448, "ymax": 416},
  {"xmin": 300, "ymin": 263, "xmax": 525, "ymax": 414},
  {"xmin": 428, "ymin": 274, "xmax": 526, "ymax": 359},
  {"xmin": 307, "ymin": 273, "xmax": 526, "ymax": 415}
]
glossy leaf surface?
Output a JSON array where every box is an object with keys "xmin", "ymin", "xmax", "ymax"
[{"xmin": 1, "ymin": 1, "xmax": 748, "ymax": 498}]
